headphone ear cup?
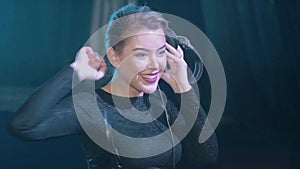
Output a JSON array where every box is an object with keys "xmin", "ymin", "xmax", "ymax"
[
  {"xmin": 165, "ymin": 35, "xmax": 179, "ymax": 49},
  {"xmin": 182, "ymin": 46, "xmax": 204, "ymax": 84},
  {"xmin": 165, "ymin": 28, "xmax": 179, "ymax": 70},
  {"xmin": 165, "ymin": 27, "xmax": 204, "ymax": 83},
  {"xmin": 165, "ymin": 27, "xmax": 179, "ymax": 49}
]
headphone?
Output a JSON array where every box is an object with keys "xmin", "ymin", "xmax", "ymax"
[{"xmin": 165, "ymin": 27, "xmax": 204, "ymax": 84}]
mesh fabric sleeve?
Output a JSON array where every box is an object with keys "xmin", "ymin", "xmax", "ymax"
[{"xmin": 8, "ymin": 66, "xmax": 84, "ymax": 140}]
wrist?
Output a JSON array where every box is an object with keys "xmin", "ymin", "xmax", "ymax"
[{"xmin": 172, "ymin": 81, "xmax": 192, "ymax": 93}]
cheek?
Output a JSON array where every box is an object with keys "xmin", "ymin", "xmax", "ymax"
[
  {"xmin": 119, "ymin": 60, "xmax": 144, "ymax": 79},
  {"xmin": 158, "ymin": 57, "xmax": 167, "ymax": 70}
]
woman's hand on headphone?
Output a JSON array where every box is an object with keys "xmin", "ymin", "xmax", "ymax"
[
  {"xmin": 161, "ymin": 43, "xmax": 191, "ymax": 93},
  {"xmin": 70, "ymin": 46, "xmax": 107, "ymax": 81}
]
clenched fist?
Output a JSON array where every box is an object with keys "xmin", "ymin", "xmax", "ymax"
[{"xmin": 70, "ymin": 47, "xmax": 107, "ymax": 81}]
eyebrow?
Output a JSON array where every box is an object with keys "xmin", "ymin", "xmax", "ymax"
[{"xmin": 132, "ymin": 45, "xmax": 166, "ymax": 52}]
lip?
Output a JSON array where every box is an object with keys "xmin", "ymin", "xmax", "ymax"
[{"xmin": 141, "ymin": 71, "xmax": 159, "ymax": 83}]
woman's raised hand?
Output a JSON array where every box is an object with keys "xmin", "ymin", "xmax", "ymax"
[
  {"xmin": 70, "ymin": 46, "xmax": 107, "ymax": 81},
  {"xmin": 161, "ymin": 43, "xmax": 192, "ymax": 93}
]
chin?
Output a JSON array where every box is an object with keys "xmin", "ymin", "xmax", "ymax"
[
  {"xmin": 143, "ymin": 89, "xmax": 157, "ymax": 94},
  {"xmin": 140, "ymin": 84, "xmax": 158, "ymax": 94},
  {"xmin": 140, "ymin": 87, "xmax": 156, "ymax": 94}
]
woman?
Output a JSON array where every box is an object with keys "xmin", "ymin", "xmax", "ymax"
[{"xmin": 9, "ymin": 4, "xmax": 218, "ymax": 169}]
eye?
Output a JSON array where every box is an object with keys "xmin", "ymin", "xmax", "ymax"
[
  {"xmin": 134, "ymin": 52, "xmax": 148, "ymax": 58},
  {"xmin": 157, "ymin": 50, "xmax": 166, "ymax": 57}
]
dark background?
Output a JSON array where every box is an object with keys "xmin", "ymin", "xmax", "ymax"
[{"xmin": 1, "ymin": 0, "xmax": 299, "ymax": 168}]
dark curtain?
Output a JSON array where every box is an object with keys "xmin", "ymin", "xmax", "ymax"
[
  {"xmin": 200, "ymin": 1, "xmax": 300, "ymax": 168},
  {"xmin": 201, "ymin": 0, "xmax": 300, "ymax": 131},
  {"xmin": 144, "ymin": 0, "xmax": 300, "ymax": 168}
]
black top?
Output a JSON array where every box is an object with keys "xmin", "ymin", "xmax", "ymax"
[{"xmin": 8, "ymin": 66, "xmax": 218, "ymax": 169}]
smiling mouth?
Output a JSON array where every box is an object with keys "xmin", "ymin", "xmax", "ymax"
[{"xmin": 141, "ymin": 72, "xmax": 159, "ymax": 83}]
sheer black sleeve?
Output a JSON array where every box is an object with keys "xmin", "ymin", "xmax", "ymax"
[
  {"xmin": 167, "ymin": 88, "xmax": 219, "ymax": 168},
  {"xmin": 8, "ymin": 66, "xmax": 84, "ymax": 140}
]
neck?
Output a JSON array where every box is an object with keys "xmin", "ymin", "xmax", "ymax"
[{"xmin": 101, "ymin": 75, "xmax": 144, "ymax": 98}]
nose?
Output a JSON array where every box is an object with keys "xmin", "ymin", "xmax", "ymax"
[{"xmin": 147, "ymin": 53, "xmax": 159, "ymax": 69}]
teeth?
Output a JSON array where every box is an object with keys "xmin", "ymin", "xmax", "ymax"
[{"xmin": 142, "ymin": 74, "xmax": 156, "ymax": 79}]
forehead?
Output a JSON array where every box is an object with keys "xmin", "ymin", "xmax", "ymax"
[{"xmin": 125, "ymin": 29, "xmax": 166, "ymax": 50}]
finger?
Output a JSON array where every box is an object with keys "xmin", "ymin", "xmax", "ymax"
[
  {"xmin": 98, "ymin": 57, "xmax": 107, "ymax": 72},
  {"xmin": 166, "ymin": 43, "xmax": 179, "ymax": 55},
  {"xmin": 88, "ymin": 53, "xmax": 101, "ymax": 68},
  {"xmin": 166, "ymin": 50, "xmax": 181, "ymax": 62},
  {"xmin": 166, "ymin": 43, "xmax": 183, "ymax": 59},
  {"xmin": 85, "ymin": 47, "xmax": 97, "ymax": 59},
  {"xmin": 95, "ymin": 71, "xmax": 105, "ymax": 80},
  {"xmin": 88, "ymin": 62, "xmax": 100, "ymax": 69},
  {"xmin": 95, "ymin": 59, "xmax": 107, "ymax": 80},
  {"xmin": 86, "ymin": 47, "xmax": 102, "ymax": 61},
  {"xmin": 87, "ymin": 52, "xmax": 99, "ymax": 59},
  {"xmin": 165, "ymin": 53, "xmax": 177, "ymax": 73},
  {"xmin": 85, "ymin": 47, "xmax": 94, "ymax": 56},
  {"xmin": 177, "ymin": 45, "xmax": 184, "ymax": 57},
  {"xmin": 88, "ymin": 54, "xmax": 101, "ymax": 68},
  {"xmin": 89, "ymin": 56, "xmax": 100, "ymax": 63}
]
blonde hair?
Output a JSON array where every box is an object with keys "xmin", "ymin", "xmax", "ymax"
[{"xmin": 105, "ymin": 4, "xmax": 168, "ymax": 52}]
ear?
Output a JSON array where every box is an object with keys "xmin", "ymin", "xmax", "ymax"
[{"xmin": 107, "ymin": 47, "xmax": 121, "ymax": 68}]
